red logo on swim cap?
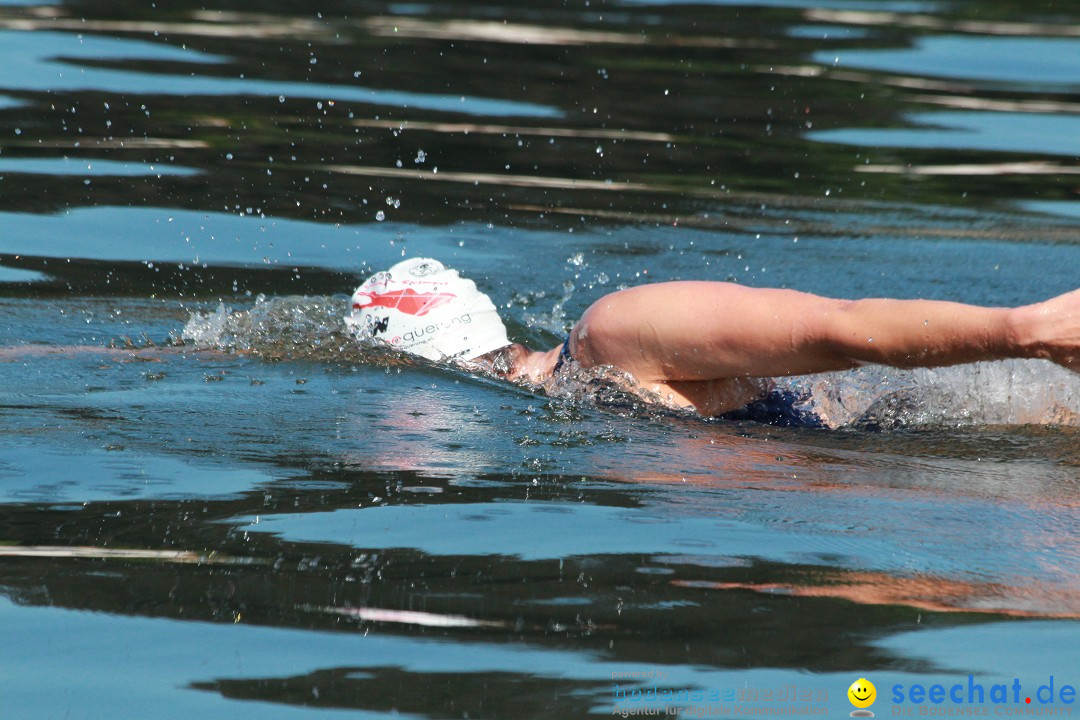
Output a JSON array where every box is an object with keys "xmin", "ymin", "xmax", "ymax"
[{"xmin": 352, "ymin": 289, "xmax": 457, "ymax": 316}]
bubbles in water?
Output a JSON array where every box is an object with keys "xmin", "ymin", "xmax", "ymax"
[
  {"xmin": 375, "ymin": 210, "xmax": 386, "ymax": 221},
  {"xmin": 414, "ymin": 150, "xmax": 426, "ymax": 164}
]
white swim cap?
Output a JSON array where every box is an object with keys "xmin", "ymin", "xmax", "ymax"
[{"xmin": 345, "ymin": 258, "xmax": 510, "ymax": 362}]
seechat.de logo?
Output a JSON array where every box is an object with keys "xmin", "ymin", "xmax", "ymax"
[{"xmin": 849, "ymin": 678, "xmax": 877, "ymax": 717}]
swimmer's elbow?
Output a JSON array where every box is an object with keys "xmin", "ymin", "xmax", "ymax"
[
  {"xmin": 800, "ymin": 299, "xmax": 871, "ymax": 368},
  {"xmin": 571, "ymin": 300, "xmax": 616, "ymax": 368},
  {"xmin": 573, "ymin": 294, "xmax": 649, "ymax": 373}
]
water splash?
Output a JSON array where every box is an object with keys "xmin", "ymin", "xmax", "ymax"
[
  {"xmin": 782, "ymin": 360, "xmax": 1080, "ymax": 429},
  {"xmin": 542, "ymin": 354, "xmax": 1080, "ymax": 430},
  {"xmin": 179, "ymin": 294, "xmax": 367, "ymax": 361},
  {"xmin": 179, "ymin": 296, "xmax": 1080, "ymax": 429},
  {"xmin": 540, "ymin": 358, "xmax": 695, "ymax": 423},
  {"xmin": 517, "ymin": 253, "xmax": 606, "ymax": 337},
  {"xmin": 520, "ymin": 279, "xmax": 576, "ymax": 336}
]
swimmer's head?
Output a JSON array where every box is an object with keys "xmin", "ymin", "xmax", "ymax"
[{"xmin": 345, "ymin": 258, "xmax": 511, "ymax": 362}]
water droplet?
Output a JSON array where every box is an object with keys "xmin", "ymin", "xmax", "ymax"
[{"xmin": 375, "ymin": 210, "xmax": 385, "ymax": 221}]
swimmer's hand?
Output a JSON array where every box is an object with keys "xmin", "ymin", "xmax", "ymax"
[{"xmin": 1013, "ymin": 288, "xmax": 1080, "ymax": 372}]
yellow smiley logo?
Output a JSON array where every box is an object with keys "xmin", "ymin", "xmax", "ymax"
[{"xmin": 848, "ymin": 678, "xmax": 877, "ymax": 710}]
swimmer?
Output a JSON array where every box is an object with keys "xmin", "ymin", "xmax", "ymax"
[{"xmin": 347, "ymin": 258, "xmax": 1080, "ymax": 424}]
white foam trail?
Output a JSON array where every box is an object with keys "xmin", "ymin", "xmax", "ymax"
[
  {"xmin": 784, "ymin": 360, "xmax": 1080, "ymax": 428},
  {"xmin": 180, "ymin": 295, "xmax": 355, "ymax": 357}
]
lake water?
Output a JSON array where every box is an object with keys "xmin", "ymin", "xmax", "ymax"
[{"xmin": 1, "ymin": 0, "xmax": 1079, "ymax": 717}]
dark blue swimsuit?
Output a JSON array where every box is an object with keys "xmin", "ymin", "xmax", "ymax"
[
  {"xmin": 553, "ymin": 337, "xmax": 822, "ymax": 428},
  {"xmin": 553, "ymin": 336, "xmax": 574, "ymax": 374},
  {"xmin": 715, "ymin": 388, "xmax": 823, "ymax": 428}
]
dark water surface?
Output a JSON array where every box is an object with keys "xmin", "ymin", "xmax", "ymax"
[{"xmin": 2, "ymin": 0, "xmax": 1079, "ymax": 717}]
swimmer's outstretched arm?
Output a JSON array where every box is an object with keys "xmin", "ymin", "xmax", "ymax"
[{"xmin": 572, "ymin": 281, "xmax": 1080, "ymax": 382}]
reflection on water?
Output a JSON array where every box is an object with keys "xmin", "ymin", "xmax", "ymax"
[
  {"xmin": 821, "ymin": 36, "xmax": 1080, "ymax": 88},
  {"xmin": 812, "ymin": 111, "xmax": 1080, "ymax": 156},
  {"xmin": 0, "ymin": 28, "xmax": 560, "ymax": 117},
  {"xmin": 1, "ymin": 0, "xmax": 1079, "ymax": 716},
  {"xmin": 0, "ymin": 157, "xmax": 200, "ymax": 176},
  {"xmin": 1021, "ymin": 200, "xmax": 1080, "ymax": 219}
]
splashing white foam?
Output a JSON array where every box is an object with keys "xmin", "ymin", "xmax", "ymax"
[
  {"xmin": 180, "ymin": 301, "xmax": 233, "ymax": 348},
  {"xmin": 521, "ymin": 279, "xmax": 576, "ymax": 335},
  {"xmin": 783, "ymin": 360, "xmax": 1080, "ymax": 428},
  {"xmin": 180, "ymin": 295, "xmax": 359, "ymax": 359}
]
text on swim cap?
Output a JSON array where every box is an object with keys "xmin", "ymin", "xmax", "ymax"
[{"xmin": 391, "ymin": 313, "xmax": 473, "ymax": 345}]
